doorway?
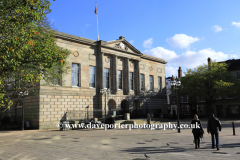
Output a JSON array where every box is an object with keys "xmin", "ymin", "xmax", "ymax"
[{"xmin": 121, "ymin": 100, "xmax": 129, "ymax": 115}]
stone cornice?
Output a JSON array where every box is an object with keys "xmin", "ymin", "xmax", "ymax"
[
  {"xmin": 102, "ymin": 52, "xmax": 141, "ymax": 61},
  {"xmin": 141, "ymin": 54, "xmax": 167, "ymax": 64},
  {"xmin": 54, "ymin": 31, "xmax": 97, "ymax": 46},
  {"xmin": 105, "ymin": 39, "xmax": 143, "ymax": 55},
  {"xmin": 54, "ymin": 31, "xmax": 167, "ymax": 64},
  {"xmin": 101, "ymin": 45, "xmax": 142, "ymax": 57}
]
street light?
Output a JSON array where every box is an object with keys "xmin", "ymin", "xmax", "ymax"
[
  {"xmin": 141, "ymin": 90, "xmax": 150, "ymax": 115},
  {"xmin": 19, "ymin": 91, "xmax": 29, "ymax": 131},
  {"xmin": 171, "ymin": 76, "xmax": 181, "ymax": 133},
  {"xmin": 100, "ymin": 88, "xmax": 110, "ymax": 120}
]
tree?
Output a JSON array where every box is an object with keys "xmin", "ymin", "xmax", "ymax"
[
  {"xmin": 0, "ymin": 0, "xmax": 70, "ymax": 112},
  {"xmin": 180, "ymin": 61, "xmax": 240, "ymax": 115}
]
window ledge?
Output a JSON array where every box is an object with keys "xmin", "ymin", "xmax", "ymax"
[{"xmin": 72, "ymin": 86, "xmax": 81, "ymax": 88}]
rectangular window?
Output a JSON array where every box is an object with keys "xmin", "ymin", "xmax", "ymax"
[
  {"xmin": 52, "ymin": 66, "xmax": 61, "ymax": 86},
  {"xmin": 130, "ymin": 72, "xmax": 134, "ymax": 90},
  {"xmin": 149, "ymin": 75, "xmax": 153, "ymax": 91},
  {"xmin": 89, "ymin": 66, "xmax": 95, "ymax": 87},
  {"xmin": 229, "ymin": 105, "xmax": 239, "ymax": 114},
  {"xmin": 118, "ymin": 70, "xmax": 122, "ymax": 89},
  {"xmin": 181, "ymin": 95, "xmax": 189, "ymax": 103},
  {"xmin": 181, "ymin": 104, "xmax": 191, "ymax": 115},
  {"xmin": 104, "ymin": 68, "xmax": 109, "ymax": 88},
  {"xmin": 197, "ymin": 105, "xmax": 206, "ymax": 115},
  {"xmin": 236, "ymin": 72, "xmax": 240, "ymax": 80},
  {"xmin": 197, "ymin": 96, "xmax": 205, "ymax": 102},
  {"xmin": 140, "ymin": 74, "xmax": 144, "ymax": 91},
  {"xmin": 158, "ymin": 76, "xmax": 162, "ymax": 92},
  {"xmin": 72, "ymin": 63, "xmax": 80, "ymax": 86}
]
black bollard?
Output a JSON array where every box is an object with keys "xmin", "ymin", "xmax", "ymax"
[
  {"xmin": 177, "ymin": 120, "xmax": 181, "ymax": 133},
  {"xmin": 232, "ymin": 122, "xmax": 235, "ymax": 135}
]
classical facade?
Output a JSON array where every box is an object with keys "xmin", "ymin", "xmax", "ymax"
[{"xmin": 8, "ymin": 31, "xmax": 167, "ymax": 129}]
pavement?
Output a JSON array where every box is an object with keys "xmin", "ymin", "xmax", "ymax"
[{"xmin": 0, "ymin": 119, "xmax": 240, "ymax": 160}]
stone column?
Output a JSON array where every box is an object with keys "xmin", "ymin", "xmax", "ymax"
[
  {"xmin": 96, "ymin": 42, "xmax": 104, "ymax": 117},
  {"xmin": 135, "ymin": 60, "xmax": 140, "ymax": 95},
  {"xmin": 124, "ymin": 58, "xmax": 129, "ymax": 95},
  {"xmin": 113, "ymin": 55, "xmax": 118, "ymax": 94},
  {"xmin": 100, "ymin": 52, "xmax": 104, "ymax": 89}
]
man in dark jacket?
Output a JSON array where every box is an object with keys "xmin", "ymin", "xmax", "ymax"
[{"xmin": 207, "ymin": 113, "xmax": 222, "ymax": 150}]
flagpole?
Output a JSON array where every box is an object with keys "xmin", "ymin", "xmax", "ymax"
[{"xmin": 95, "ymin": 2, "xmax": 99, "ymax": 41}]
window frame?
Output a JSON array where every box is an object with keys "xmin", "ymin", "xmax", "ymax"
[
  {"xmin": 52, "ymin": 66, "xmax": 62, "ymax": 86},
  {"xmin": 89, "ymin": 66, "xmax": 96, "ymax": 88},
  {"xmin": 236, "ymin": 72, "xmax": 240, "ymax": 80},
  {"xmin": 180, "ymin": 95, "xmax": 189, "ymax": 103},
  {"xmin": 104, "ymin": 68, "xmax": 110, "ymax": 89},
  {"xmin": 72, "ymin": 63, "xmax": 80, "ymax": 87},
  {"xmin": 158, "ymin": 76, "xmax": 162, "ymax": 92},
  {"xmin": 129, "ymin": 72, "xmax": 134, "ymax": 91},
  {"xmin": 149, "ymin": 75, "xmax": 153, "ymax": 91},
  {"xmin": 118, "ymin": 70, "xmax": 122, "ymax": 90},
  {"xmin": 140, "ymin": 74, "xmax": 145, "ymax": 91}
]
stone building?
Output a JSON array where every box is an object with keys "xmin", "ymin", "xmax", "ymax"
[
  {"xmin": 214, "ymin": 58, "xmax": 240, "ymax": 118},
  {"xmin": 10, "ymin": 31, "xmax": 168, "ymax": 129},
  {"xmin": 167, "ymin": 58, "xmax": 240, "ymax": 119}
]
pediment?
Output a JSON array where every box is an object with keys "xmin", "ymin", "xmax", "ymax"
[{"xmin": 103, "ymin": 39, "xmax": 142, "ymax": 55}]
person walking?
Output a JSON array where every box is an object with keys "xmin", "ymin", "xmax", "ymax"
[
  {"xmin": 207, "ymin": 113, "xmax": 222, "ymax": 150},
  {"xmin": 191, "ymin": 114, "xmax": 204, "ymax": 149},
  {"xmin": 147, "ymin": 113, "xmax": 151, "ymax": 125}
]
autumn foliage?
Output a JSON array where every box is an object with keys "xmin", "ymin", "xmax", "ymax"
[{"xmin": 0, "ymin": 0, "xmax": 69, "ymax": 110}]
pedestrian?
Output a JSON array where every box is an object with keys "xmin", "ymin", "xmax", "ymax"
[
  {"xmin": 207, "ymin": 113, "xmax": 221, "ymax": 150},
  {"xmin": 147, "ymin": 113, "xmax": 151, "ymax": 125},
  {"xmin": 191, "ymin": 114, "xmax": 204, "ymax": 149}
]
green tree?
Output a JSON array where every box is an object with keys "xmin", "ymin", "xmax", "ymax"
[
  {"xmin": 0, "ymin": 0, "xmax": 70, "ymax": 112},
  {"xmin": 180, "ymin": 61, "xmax": 240, "ymax": 115}
]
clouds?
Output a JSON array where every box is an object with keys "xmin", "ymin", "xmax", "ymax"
[
  {"xmin": 144, "ymin": 45, "xmax": 239, "ymax": 77},
  {"xmin": 143, "ymin": 38, "xmax": 153, "ymax": 49},
  {"xmin": 232, "ymin": 22, "xmax": 240, "ymax": 28},
  {"xmin": 165, "ymin": 66, "xmax": 179, "ymax": 78},
  {"xmin": 176, "ymin": 48, "xmax": 231, "ymax": 68},
  {"xmin": 166, "ymin": 34, "xmax": 200, "ymax": 49},
  {"xmin": 144, "ymin": 47, "xmax": 177, "ymax": 62},
  {"xmin": 211, "ymin": 22, "xmax": 240, "ymax": 32},
  {"xmin": 85, "ymin": 24, "xmax": 90, "ymax": 27},
  {"xmin": 212, "ymin": 25, "xmax": 222, "ymax": 32},
  {"xmin": 129, "ymin": 40, "xmax": 134, "ymax": 44},
  {"xmin": 142, "ymin": 30, "xmax": 239, "ymax": 77}
]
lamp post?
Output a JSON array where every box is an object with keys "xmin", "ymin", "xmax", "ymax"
[
  {"xmin": 171, "ymin": 76, "xmax": 181, "ymax": 133},
  {"xmin": 141, "ymin": 90, "xmax": 151, "ymax": 116},
  {"xmin": 19, "ymin": 91, "xmax": 29, "ymax": 131},
  {"xmin": 145, "ymin": 98, "xmax": 150, "ymax": 114},
  {"xmin": 100, "ymin": 88, "xmax": 110, "ymax": 120}
]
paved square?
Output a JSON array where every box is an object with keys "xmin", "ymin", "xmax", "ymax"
[{"xmin": 0, "ymin": 119, "xmax": 240, "ymax": 160}]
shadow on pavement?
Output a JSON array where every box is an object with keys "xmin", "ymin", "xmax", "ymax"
[
  {"xmin": 120, "ymin": 146, "xmax": 187, "ymax": 154},
  {"xmin": 221, "ymin": 143, "xmax": 240, "ymax": 148}
]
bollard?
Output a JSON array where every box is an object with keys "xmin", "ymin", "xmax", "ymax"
[
  {"xmin": 177, "ymin": 120, "xmax": 181, "ymax": 133},
  {"xmin": 232, "ymin": 122, "xmax": 235, "ymax": 135}
]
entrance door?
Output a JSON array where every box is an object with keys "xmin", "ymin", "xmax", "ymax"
[
  {"xmin": 133, "ymin": 100, "xmax": 140, "ymax": 118},
  {"xmin": 121, "ymin": 100, "xmax": 129, "ymax": 115},
  {"xmin": 216, "ymin": 105, "xmax": 223, "ymax": 118},
  {"xmin": 191, "ymin": 105, "xmax": 197, "ymax": 118}
]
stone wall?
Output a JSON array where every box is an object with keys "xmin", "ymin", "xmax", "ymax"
[{"xmin": 36, "ymin": 31, "xmax": 168, "ymax": 129}]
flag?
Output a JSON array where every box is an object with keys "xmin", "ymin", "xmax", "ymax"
[{"xmin": 94, "ymin": 6, "xmax": 98, "ymax": 14}]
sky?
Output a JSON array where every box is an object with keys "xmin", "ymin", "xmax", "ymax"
[{"xmin": 47, "ymin": 0, "xmax": 240, "ymax": 78}]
